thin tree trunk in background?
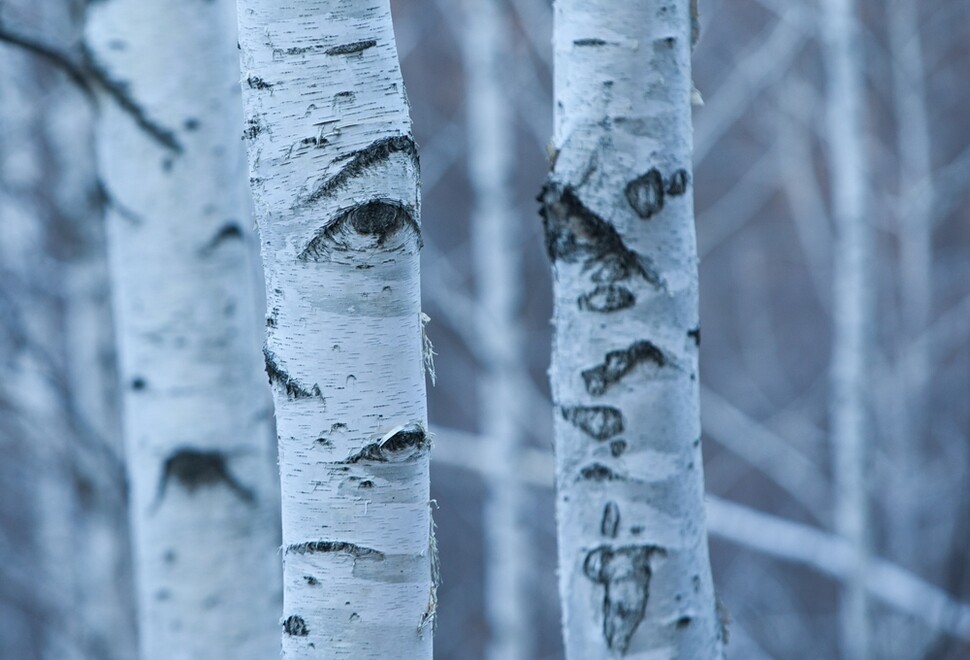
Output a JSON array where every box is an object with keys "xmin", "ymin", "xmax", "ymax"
[
  {"xmin": 236, "ymin": 1, "xmax": 435, "ymax": 657},
  {"xmin": 822, "ymin": 0, "xmax": 873, "ymax": 658},
  {"xmin": 541, "ymin": 1, "xmax": 723, "ymax": 657},
  {"xmin": 462, "ymin": 1, "xmax": 534, "ymax": 659},
  {"xmin": 85, "ymin": 0, "xmax": 282, "ymax": 657}
]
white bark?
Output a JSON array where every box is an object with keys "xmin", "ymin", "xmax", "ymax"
[
  {"xmin": 821, "ymin": 0, "xmax": 873, "ymax": 658},
  {"xmin": 461, "ymin": 1, "xmax": 534, "ymax": 659},
  {"xmin": 85, "ymin": 0, "xmax": 282, "ymax": 657},
  {"xmin": 235, "ymin": 1, "xmax": 434, "ymax": 657},
  {"xmin": 542, "ymin": 1, "xmax": 723, "ymax": 657}
]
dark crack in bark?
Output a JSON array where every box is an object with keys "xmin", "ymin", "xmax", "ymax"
[
  {"xmin": 344, "ymin": 424, "xmax": 429, "ymax": 464},
  {"xmin": 578, "ymin": 285, "xmax": 636, "ymax": 313},
  {"xmin": 582, "ymin": 340, "xmax": 667, "ymax": 396},
  {"xmin": 155, "ymin": 448, "xmax": 254, "ymax": 506},
  {"xmin": 285, "ymin": 541, "xmax": 384, "ymax": 558},
  {"xmin": 601, "ymin": 502, "xmax": 621, "ymax": 538},
  {"xmin": 302, "ymin": 136, "xmax": 417, "ymax": 206},
  {"xmin": 561, "ymin": 406, "xmax": 624, "ymax": 440},
  {"xmin": 325, "ymin": 40, "xmax": 377, "ymax": 56},
  {"xmin": 264, "ymin": 347, "xmax": 323, "ymax": 399}
]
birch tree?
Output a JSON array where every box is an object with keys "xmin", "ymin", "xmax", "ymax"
[
  {"xmin": 84, "ymin": 0, "xmax": 282, "ymax": 657},
  {"xmin": 235, "ymin": 1, "xmax": 435, "ymax": 657},
  {"xmin": 540, "ymin": 0, "xmax": 724, "ymax": 656}
]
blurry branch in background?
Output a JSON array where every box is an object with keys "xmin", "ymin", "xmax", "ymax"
[{"xmin": 429, "ymin": 427, "xmax": 970, "ymax": 643}]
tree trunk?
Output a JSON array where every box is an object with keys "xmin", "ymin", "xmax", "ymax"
[
  {"xmin": 461, "ymin": 1, "xmax": 534, "ymax": 659},
  {"xmin": 235, "ymin": 1, "xmax": 435, "ymax": 657},
  {"xmin": 821, "ymin": 0, "xmax": 873, "ymax": 658},
  {"xmin": 84, "ymin": 0, "xmax": 283, "ymax": 657},
  {"xmin": 540, "ymin": 1, "xmax": 723, "ymax": 657}
]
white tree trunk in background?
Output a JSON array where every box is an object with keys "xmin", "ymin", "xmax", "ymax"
[
  {"xmin": 541, "ymin": 1, "xmax": 723, "ymax": 657},
  {"xmin": 462, "ymin": 1, "xmax": 534, "ymax": 659},
  {"xmin": 85, "ymin": 0, "xmax": 282, "ymax": 657},
  {"xmin": 236, "ymin": 1, "xmax": 434, "ymax": 657},
  {"xmin": 822, "ymin": 0, "xmax": 873, "ymax": 658}
]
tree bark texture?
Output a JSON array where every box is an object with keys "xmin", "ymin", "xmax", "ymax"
[
  {"xmin": 85, "ymin": 0, "xmax": 283, "ymax": 658},
  {"xmin": 541, "ymin": 1, "xmax": 724, "ymax": 657},
  {"xmin": 822, "ymin": 0, "xmax": 873, "ymax": 658},
  {"xmin": 235, "ymin": 1, "xmax": 434, "ymax": 657},
  {"xmin": 461, "ymin": 1, "xmax": 534, "ymax": 659}
]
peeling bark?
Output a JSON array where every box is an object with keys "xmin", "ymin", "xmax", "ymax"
[
  {"xmin": 543, "ymin": 1, "xmax": 723, "ymax": 657},
  {"xmin": 236, "ymin": 1, "xmax": 433, "ymax": 657}
]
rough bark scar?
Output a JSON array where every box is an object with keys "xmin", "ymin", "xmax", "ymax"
[
  {"xmin": 578, "ymin": 285, "xmax": 635, "ymax": 313},
  {"xmin": 198, "ymin": 222, "xmax": 244, "ymax": 255},
  {"xmin": 263, "ymin": 347, "xmax": 323, "ymax": 399},
  {"xmin": 285, "ymin": 541, "xmax": 384, "ymax": 558},
  {"xmin": 539, "ymin": 184, "xmax": 662, "ymax": 290},
  {"xmin": 574, "ymin": 38, "xmax": 608, "ymax": 46},
  {"xmin": 155, "ymin": 449, "xmax": 254, "ymax": 506},
  {"xmin": 582, "ymin": 340, "xmax": 667, "ymax": 396},
  {"xmin": 602, "ymin": 502, "xmax": 621, "ymax": 538},
  {"xmin": 584, "ymin": 545, "xmax": 665, "ymax": 654},
  {"xmin": 283, "ymin": 615, "xmax": 309, "ymax": 636},
  {"xmin": 246, "ymin": 76, "xmax": 273, "ymax": 90},
  {"xmin": 561, "ymin": 405, "xmax": 624, "ymax": 440},
  {"xmin": 299, "ymin": 199, "xmax": 421, "ymax": 262},
  {"xmin": 301, "ymin": 135, "xmax": 417, "ymax": 206},
  {"xmin": 325, "ymin": 40, "xmax": 377, "ymax": 56},
  {"xmin": 344, "ymin": 424, "xmax": 429, "ymax": 463},
  {"xmin": 624, "ymin": 168, "xmax": 690, "ymax": 219},
  {"xmin": 580, "ymin": 463, "xmax": 622, "ymax": 482}
]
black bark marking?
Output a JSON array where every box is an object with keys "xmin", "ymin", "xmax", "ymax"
[
  {"xmin": 156, "ymin": 449, "xmax": 254, "ymax": 505},
  {"xmin": 602, "ymin": 502, "xmax": 620, "ymax": 538},
  {"xmin": 539, "ymin": 185, "xmax": 661, "ymax": 287},
  {"xmin": 302, "ymin": 136, "xmax": 417, "ymax": 206},
  {"xmin": 242, "ymin": 117, "xmax": 262, "ymax": 140},
  {"xmin": 610, "ymin": 439, "xmax": 627, "ymax": 457},
  {"xmin": 304, "ymin": 575, "xmax": 319, "ymax": 586},
  {"xmin": 677, "ymin": 616, "xmax": 692, "ymax": 629},
  {"xmin": 562, "ymin": 406, "xmax": 624, "ymax": 440},
  {"xmin": 581, "ymin": 463, "xmax": 621, "ymax": 482},
  {"xmin": 198, "ymin": 222, "xmax": 244, "ymax": 255},
  {"xmin": 246, "ymin": 75, "xmax": 273, "ymax": 89},
  {"xmin": 263, "ymin": 348, "xmax": 322, "ymax": 399},
  {"xmin": 582, "ymin": 340, "xmax": 667, "ymax": 396},
  {"xmin": 625, "ymin": 169, "xmax": 664, "ymax": 219},
  {"xmin": 344, "ymin": 424, "xmax": 429, "ymax": 464},
  {"xmin": 688, "ymin": 327, "xmax": 701, "ymax": 347},
  {"xmin": 131, "ymin": 377, "xmax": 147, "ymax": 391},
  {"xmin": 584, "ymin": 545, "xmax": 665, "ymax": 654},
  {"xmin": 667, "ymin": 169, "xmax": 690, "ymax": 196},
  {"xmin": 325, "ymin": 40, "xmax": 377, "ymax": 56},
  {"xmin": 578, "ymin": 285, "xmax": 636, "ymax": 313},
  {"xmin": 574, "ymin": 38, "xmax": 608, "ymax": 46},
  {"xmin": 283, "ymin": 615, "xmax": 309, "ymax": 637},
  {"xmin": 299, "ymin": 200, "xmax": 421, "ymax": 262},
  {"xmin": 285, "ymin": 541, "xmax": 383, "ymax": 559}
]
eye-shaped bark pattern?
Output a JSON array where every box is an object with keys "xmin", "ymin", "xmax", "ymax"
[
  {"xmin": 344, "ymin": 423, "xmax": 429, "ymax": 464},
  {"xmin": 584, "ymin": 545, "xmax": 665, "ymax": 654},
  {"xmin": 299, "ymin": 200, "xmax": 421, "ymax": 262}
]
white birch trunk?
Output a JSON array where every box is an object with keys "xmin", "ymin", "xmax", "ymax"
[
  {"xmin": 541, "ymin": 1, "xmax": 723, "ymax": 657},
  {"xmin": 821, "ymin": 0, "xmax": 873, "ymax": 658},
  {"xmin": 462, "ymin": 1, "xmax": 534, "ymax": 659},
  {"xmin": 84, "ymin": 0, "xmax": 282, "ymax": 657},
  {"xmin": 235, "ymin": 1, "xmax": 434, "ymax": 657}
]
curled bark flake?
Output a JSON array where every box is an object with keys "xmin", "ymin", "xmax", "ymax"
[
  {"xmin": 285, "ymin": 541, "xmax": 384, "ymax": 559},
  {"xmin": 625, "ymin": 169, "xmax": 664, "ymax": 219},
  {"xmin": 299, "ymin": 200, "xmax": 421, "ymax": 261},
  {"xmin": 582, "ymin": 340, "xmax": 667, "ymax": 396},
  {"xmin": 344, "ymin": 424, "xmax": 429, "ymax": 464},
  {"xmin": 283, "ymin": 615, "xmax": 309, "ymax": 636},
  {"xmin": 302, "ymin": 135, "xmax": 417, "ymax": 206},
  {"xmin": 325, "ymin": 40, "xmax": 377, "ymax": 56},
  {"xmin": 263, "ymin": 347, "xmax": 323, "ymax": 399},
  {"xmin": 539, "ymin": 184, "xmax": 661, "ymax": 287},
  {"xmin": 562, "ymin": 405, "xmax": 624, "ymax": 440},
  {"xmin": 155, "ymin": 449, "xmax": 254, "ymax": 505},
  {"xmin": 577, "ymin": 285, "xmax": 635, "ymax": 313},
  {"xmin": 584, "ymin": 545, "xmax": 665, "ymax": 654}
]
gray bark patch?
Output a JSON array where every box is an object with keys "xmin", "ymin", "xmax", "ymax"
[
  {"xmin": 625, "ymin": 169, "xmax": 665, "ymax": 219},
  {"xmin": 582, "ymin": 340, "xmax": 667, "ymax": 396},
  {"xmin": 540, "ymin": 185, "xmax": 661, "ymax": 287},
  {"xmin": 263, "ymin": 347, "xmax": 323, "ymax": 399},
  {"xmin": 299, "ymin": 200, "xmax": 421, "ymax": 261},
  {"xmin": 302, "ymin": 135, "xmax": 417, "ymax": 206},
  {"xmin": 584, "ymin": 545, "xmax": 665, "ymax": 654},
  {"xmin": 325, "ymin": 40, "xmax": 377, "ymax": 56},
  {"xmin": 344, "ymin": 424, "xmax": 429, "ymax": 463},
  {"xmin": 561, "ymin": 405, "xmax": 624, "ymax": 440},
  {"xmin": 155, "ymin": 449, "xmax": 254, "ymax": 505},
  {"xmin": 283, "ymin": 615, "xmax": 309, "ymax": 636},
  {"xmin": 577, "ymin": 285, "xmax": 635, "ymax": 313}
]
